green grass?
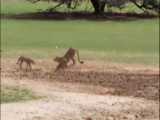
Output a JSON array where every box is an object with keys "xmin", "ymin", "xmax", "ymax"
[
  {"xmin": 1, "ymin": 19, "xmax": 159, "ymax": 66},
  {"xmin": 1, "ymin": 86, "xmax": 41, "ymax": 103}
]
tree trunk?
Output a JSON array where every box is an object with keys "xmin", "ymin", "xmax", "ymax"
[
  {"xmin": 100, "ymin": 1, "xmax": 106, "ymax": 13},
  {"xmin": 90, "ymin": 0, "xmax": 105, "ymax": 14}
]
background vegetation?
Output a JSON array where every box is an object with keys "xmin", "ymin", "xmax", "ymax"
[{"xmin": 1, "ymin": 0, "xmax": 145, "ymax": 14}]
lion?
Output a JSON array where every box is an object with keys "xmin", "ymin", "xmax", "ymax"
[
  {"xmin": 54, "ymin": 48, "xmax": 84, "ymax": 71},
  {"xmin": 16, "ymin": 56, "xmax": 35, "ymax": 71}
]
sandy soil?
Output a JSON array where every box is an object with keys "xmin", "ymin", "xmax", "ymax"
[{"xmin": 1, "ymin": 58, "xmax": 159, "ymax": 120}]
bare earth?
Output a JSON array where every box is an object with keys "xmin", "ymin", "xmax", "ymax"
[{"xmin": 1, "ymin": 58, "xmax": 159, "ymax": 120}]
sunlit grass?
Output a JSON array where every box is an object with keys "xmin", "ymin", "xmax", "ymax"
[
  {"xmin": 1, "ymin": 86, "xmax": 41, "ymax": 103},
  {"xmin": 1, "ymin": 19, "xmax": 159, "ymax": 66}
]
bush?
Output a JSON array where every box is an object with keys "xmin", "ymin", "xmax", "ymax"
[{"xmin": 1, "ymin": 86, "xmax": 41, "ymax": 103}]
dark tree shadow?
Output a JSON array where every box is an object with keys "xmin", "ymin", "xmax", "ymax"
[{"xmin": 1, "ymin": 11, "xmax": 158, "ymax": 21}]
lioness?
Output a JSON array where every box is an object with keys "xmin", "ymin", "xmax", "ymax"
[
  {"xmin": 17, "ymin": 56, "xmax": 35, "ymax": 71},
  {"xmin": 54, "ymin": 48, "xmax": 84, "ymax": 71}
]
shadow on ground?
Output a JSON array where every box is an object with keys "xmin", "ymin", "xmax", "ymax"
[{"xmin": 1, "ymin": 12, "xmax": 158, "ymax": 20}]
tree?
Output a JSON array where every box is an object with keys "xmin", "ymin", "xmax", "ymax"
[
  {"xmin": 129, "ymin": 0, "xmax": 160, "ymax": 12},
  {"xmin": 27, "ymin": 0, "xmax": 160, "ymax": 14},
  {"xmin": 27, "ymin": 0, "xmax": 80, "ymax": 11},
  {"xmin": 90, "ymin": 0, "xmax": 127, "ymax": 14},
  {"xmin": 90, "ymin": 0, "xmax": 159, "ymax": 14}
]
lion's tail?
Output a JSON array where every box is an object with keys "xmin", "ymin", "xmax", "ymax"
[{"xmin": 76, "ymin": 49, "xmax": 84, "ymax": 64}]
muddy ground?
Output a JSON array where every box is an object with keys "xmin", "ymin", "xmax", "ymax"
[{"xmin": 1, "ymin": 58, "xmax": 159, "ymax": 120}]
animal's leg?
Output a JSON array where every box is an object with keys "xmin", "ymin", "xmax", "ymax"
[
  {"xmin": 29, "ymin": 63, "xmax": 32, "ymax": 71},
  {"xmin": 26, "ymin": 63, "xmax": 29, "ymax": 72},
  {"xmin": 16, "ymin": 59, "xmax": 20, "ymax": 64},
  {"xmin": 19, "ymin": 61, "xmax": 23, "ymax": 70},
  {"xmin": 55, "ymin": 64, "xmax": 60, "ymax": 72},
  {"xmin": 55, "ymin": 63, "xmax": 67, "ymax": 72},
  {"xmin": 64, "ymin": 63, "xmax": 68, "ymax": 68},
  {"xmin": 71, "ymin": 58, "xmax": 76, "ymax": 65}
]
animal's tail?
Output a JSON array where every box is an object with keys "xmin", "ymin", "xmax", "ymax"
[{"xmin": 76, "ymin": 49, "xmax": 84, "ymax": 64}]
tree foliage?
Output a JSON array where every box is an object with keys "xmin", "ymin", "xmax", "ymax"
[
  {"xmin": 27, "ymin": 0, "xmax": 160, "ymax": 14},
  {"xmin": 129, "ymin": 0, "xmax": 160, "ymax": 12}
]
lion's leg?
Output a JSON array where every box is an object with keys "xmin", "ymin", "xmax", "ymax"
[
  {"xmin": 55, "ymin": 63, "xmax": 67, "ymax": 72},
  {"xmin": 55, "ymin": 64, "xmax": 60, "ymax": 72},
  {"xmin": 71, "ymin": 58, "xmax": 76, "ymax": 65},
  {"xmin": 64, "ymin": 63, "xmax": 68, "ymax": 68}
]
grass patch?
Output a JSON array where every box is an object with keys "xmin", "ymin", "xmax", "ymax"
[
  {"xmin": 1, "ymin": 19, "xmax": 159, "ymax": 66},
  {"xmin": 1, "ymin": 86, "xmax": 41, "ymax": 103}
]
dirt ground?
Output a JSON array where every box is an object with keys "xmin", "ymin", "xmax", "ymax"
[{"xmin": 1, "ymin": 58, "xmax": 159, "ymax": 120}]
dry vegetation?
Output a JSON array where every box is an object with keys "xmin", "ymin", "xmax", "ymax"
[{"xmin": 1, "ymin": 58, "xmax": 159, "ymax": 120}]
